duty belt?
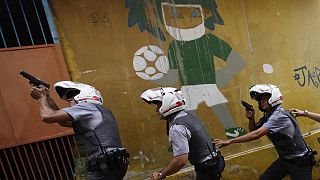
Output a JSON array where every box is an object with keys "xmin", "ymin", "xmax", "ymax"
[
  {"xmin": 88, "ymin": 147, "xmax": 125, "ymax": 160},
  {"xmin": 87, "ymin": 149, "xmax": 129, "ymax": 172},
  {"xmin": 282, "ymin": 156, "xmax": 312, "ymax": 166},
  {"xmin": 194, "ymin": 157, "xmax": 218, "ymax": 172}
]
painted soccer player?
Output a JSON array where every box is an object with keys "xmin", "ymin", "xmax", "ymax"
[{"xmin": 126, "ymin": 0, "xmax": 247, "ymax": 138}]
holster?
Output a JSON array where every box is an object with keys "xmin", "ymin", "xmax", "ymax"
[
  {"xmin": 194, "ymin": 158, "xmax": 217, "ymax": 172},
  {"xmin": 283, "ymin": 149, "xmax": 317, "ymax": 167},
  {"xmin": 88, "ymin": 149, "xmax": 130, "ymax": 174},
  {"xmin": 305, "ymin": 149, "xmax": 317, "ymax": 166},
  {"xmin": 194, "ymin": 153, "xmax": 225, "ymax": 176}
]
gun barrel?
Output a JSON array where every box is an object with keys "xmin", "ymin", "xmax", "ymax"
[
  {"xmin": 241, "ymin": 100, "xmax": 253, "ymax": 111},
  {"xmin": 19, "ymin": 70, "xmax": 50, "ymax": 88},
  {"xmin": 19, "ymin": 70, "xmax": 35, "ymax": 79}
]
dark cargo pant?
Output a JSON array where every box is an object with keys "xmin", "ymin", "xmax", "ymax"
[{"xmin": 260, "ymin": 158, "xmax": 312, "ymax": 180}]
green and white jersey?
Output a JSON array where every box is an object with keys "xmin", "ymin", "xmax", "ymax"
[{"xmin": 168, "ymin": 34, "xmax": 232, "ymax": 86}]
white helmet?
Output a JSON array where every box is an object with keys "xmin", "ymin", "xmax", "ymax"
[
  {"xmin": 249, "ymin": 84, "xmax": 282, "ymax": 107},
  {"xmin": 141, "ymin": 87, "xmax": 186, "ymax": 117},
  {"xmin": 54, "ymin": 81, "xmax": 103, "ymax": 105}
]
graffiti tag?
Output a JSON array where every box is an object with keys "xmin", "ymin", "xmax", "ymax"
[{"xmin": 293, "ymin": 66, "xmax": 320, "ymax": 87}]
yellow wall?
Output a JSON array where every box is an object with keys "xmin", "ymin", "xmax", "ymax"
[{"xmin": 49, "ymin": 0, "xmax": 320, "ymax": 179}]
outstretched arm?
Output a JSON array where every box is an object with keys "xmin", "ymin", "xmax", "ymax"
[
  {"xmin": 151, "ymin": 43, "xmax": 180, "ymax": 86},
  {"xmin": 216, "ymin": 50, "xmax": 245, "ymax": 88},
  {"xmin": 214, "ymin": 127, "xmax": 269, "ymax": 147},
  {"xmin": 151, "ymin": 69, "xmax": 179, "ymax": 86},
  {"xmin": 227, "ymin": 49, "xmax": 246, "ymax": 72},
  {"xmin": 291, "ymin": 108, "xmax": 320, "ymax": 123}
]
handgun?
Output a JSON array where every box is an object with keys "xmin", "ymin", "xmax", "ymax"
[
  {"xmin": 19, "ymin": 70, "xmax": 50, "ymax": 89},
  {"xmin": 241, "ymin": 100, "xmax": 253, "ymax": 111}
]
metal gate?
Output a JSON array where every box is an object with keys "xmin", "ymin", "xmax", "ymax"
[{"xmin": 0, "ymin": 135, "xmax": 77, "ymax": 180}]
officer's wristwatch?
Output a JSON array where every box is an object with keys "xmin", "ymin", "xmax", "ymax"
[
  {"xmin": 158, "ymin": 171, "xmax": 166, "ymax": 179},
  {"xmin": 304, "ymin": 110, "xmax": 309, "ymax": 117}
]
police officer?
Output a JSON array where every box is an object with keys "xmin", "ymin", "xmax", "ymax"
[
  {"xmin": 30, "ymin": 81, "xmax": 129, "ymax": 180},
  {"xmin": 141, "ymin": 87, "xmax": 224, "ymax": 180},
  {"xmin": 214, "ymin": 84, "xmax": 314, "ymax": 180}
]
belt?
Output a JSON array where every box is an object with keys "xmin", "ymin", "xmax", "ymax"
[
  {"xmin": 194, "ymin": 158, "xmax": 218, "ymax": 172},
  {"xmin": 282, "ymin": 156, "xmax": 311, "ymax": 166},
  {"xmin": 88, "ymin": 147, "xmax": 124, "ymax": 160},
  {"xmin": 87, "ymin": 149, "xmax": 129, "ymax": 172}
]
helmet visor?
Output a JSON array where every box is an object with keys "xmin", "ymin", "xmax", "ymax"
[
  {"xmin": 250, "ymin": 92, "xmax": 271, "ymax": 101},
  {"xmin": 64, "ymin": 89, "xmax": 80, "ymax": 100},
  {"xmin": 250, "ymin": 91, "xmax": 261, "ymax": 100}
]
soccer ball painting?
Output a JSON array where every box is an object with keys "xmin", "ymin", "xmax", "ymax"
[{"xmin": 133, "ymin": 45, "xmax": 169, "ymax": 80}]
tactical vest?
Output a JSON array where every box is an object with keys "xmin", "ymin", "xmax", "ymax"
[
  {"xmin": 72, "ymin": 104, "xmax": 122, "ymax": 157},
  {"xmin": 172, "ymin": 113, "xmax": 215, "ymax": 165},
  {"xmin": 257, "ymin": 109, "xmax": 306, "ymax": 158}
]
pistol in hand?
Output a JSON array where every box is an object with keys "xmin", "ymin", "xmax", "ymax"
[
  {"xmin": 19, "ymin": 70, "xmax": 50, "ymax": 89},
  {"xmin": 241, "ymin": 100, "xmax": 254, "ymax": 111}
]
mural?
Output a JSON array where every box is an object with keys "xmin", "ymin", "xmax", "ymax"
[
  {"xmin": 126, "ymin": 0, "xmax": 247, "ymax": 138},
  {"xmin": 48, "ymin": 0, "xmax": 320, "ymax": 178}
]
